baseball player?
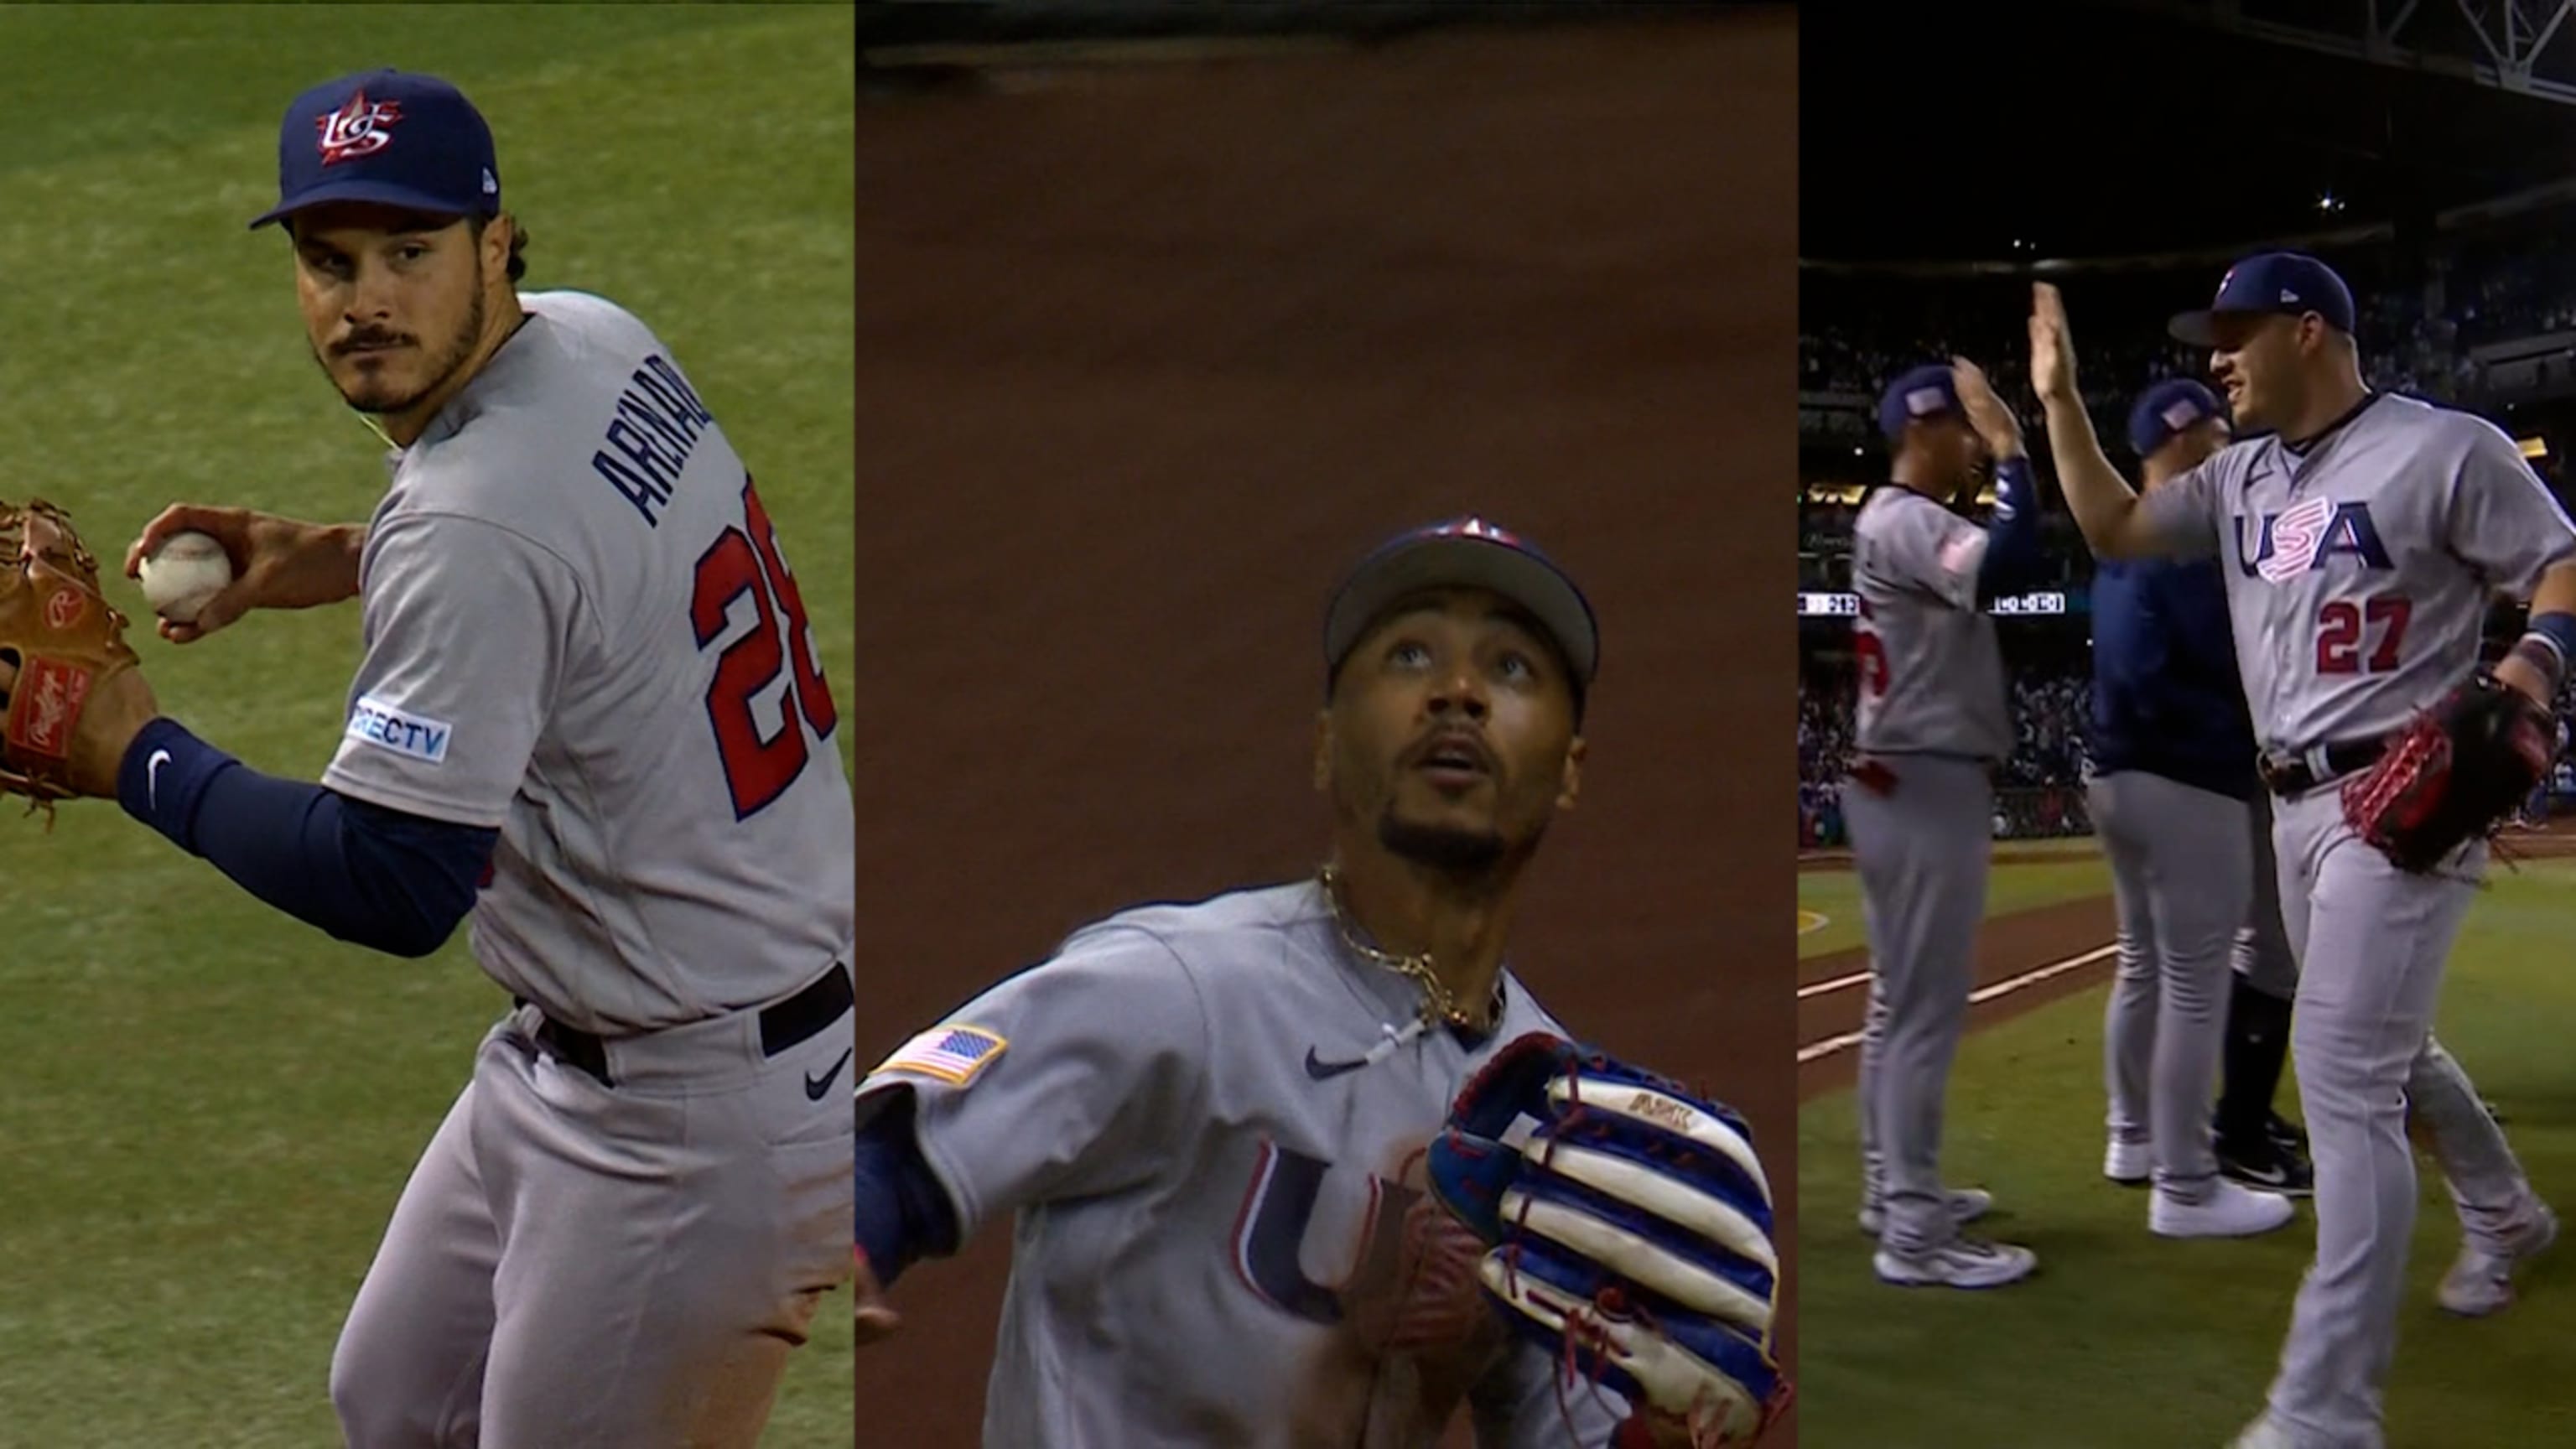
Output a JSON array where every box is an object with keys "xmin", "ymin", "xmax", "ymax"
[
  {"xmin": 845, "ymin": 518, "xmax": 1777, "ymax": 1447},
  {"xmin": 79, "ymin": 70, "xmax": 854, "ymax": 1446},
  {"xmin": 1845, "ymin": 360, "xmax": 2049, "ymax": 1288},
  {"xmin": 2085, "ymin": 378, "xmax": 2298, "ymax": 1237},
  {"xmin": 2031, "ymin": 254, "xmax": 2565, "ymax": 1449}
]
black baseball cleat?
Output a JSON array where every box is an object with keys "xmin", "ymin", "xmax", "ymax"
[
  {"xmin": 2218, "ymin": 1137, "xmax": 2314, "ymax": 1198},
  {"xmin": 2267, "ymin": 1113, "xmax": 2308, "ymax": 1153}
]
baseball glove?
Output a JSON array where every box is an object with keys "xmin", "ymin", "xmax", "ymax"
[
  {"xmin": 0, "ymin": 499, "xmax": 142, "ymax": 818},
  {"xmin": 1426, "ymin": 1032, "xmax": 1788, "ymax": 1449},
  {"xmin": 2342, "ymin": 670, "xmax": 2554, "ymax": 874}
]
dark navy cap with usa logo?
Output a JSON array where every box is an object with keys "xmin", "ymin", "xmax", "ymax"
[
  {"xmin": 1877, "ymin": 363, "xmax": 1965, "ymax": 441},
  {"xmin": 1323, "ymin": 516, "xmax": 1601, "ymax": 699},
  {"xmin": 2168, "ymin": 252, "xmax": 2355, "ymax": 348},
  {"xmin": 2126, "ymin": 378, "xmax": 2227, "ymax": 460},
  {"xmin": 250, "ymin": 69, "xmax": 501, "ymax": 231}
]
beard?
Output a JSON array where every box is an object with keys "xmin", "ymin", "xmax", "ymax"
[
  {"xmin": 1377, "ymin": 809, "xmax": 1509, "ymax": 873},
  {"xmin": 316, "ymin": 285, "xmax": 485, "ymax": 416}
]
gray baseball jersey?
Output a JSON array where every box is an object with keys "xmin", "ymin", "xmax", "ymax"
[
  {"xmin": 2137, "ymin": 393, "xmax": 2576, "ymax": 750},
  {"xmin": 1850, "ymin": 486, "xmax": 2011, "ymax": 761},
  {"xmin": 319, "ymin": 290, "xmax": 856, "ymax": 1031},
  {"xmin": 857, "ymin": 880, "xmax": 1630, "ymax": 1448},
  {"xmin": 2126, "ymin": 392, "xmax": 2566, "ymax": 1443}
]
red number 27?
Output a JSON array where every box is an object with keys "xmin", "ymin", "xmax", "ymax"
[
  {"xmin": 2317, "ymin": 595, "xmax": 2410, "ymax": 676},
  {"xmin": 692, "ymin": 476, "xmax": 839, "ymax": 819}
]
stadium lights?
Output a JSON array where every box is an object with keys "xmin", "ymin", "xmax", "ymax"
[{"xmin": 2317, "ymin": 192, "xmax": 2343, "ymax": 213}]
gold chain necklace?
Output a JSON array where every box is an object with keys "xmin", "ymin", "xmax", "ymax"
[{"xmin": 1316, "ymin": 865, "xmax": 1500, "ymax": 1032}]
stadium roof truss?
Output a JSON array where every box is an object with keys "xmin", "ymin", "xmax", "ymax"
[{"xmin": 2116, "ymin": 0, "xmax": 2576, "ymax": 103}]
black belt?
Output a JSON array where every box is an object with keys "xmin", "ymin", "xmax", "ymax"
[
  {"xmin": 526, "ymin": 961, "xmax": 853, "ymax": 1086},
  {"xmin": 2257, "ymin": 741, "xmax": 2384, "ymax": 798}
]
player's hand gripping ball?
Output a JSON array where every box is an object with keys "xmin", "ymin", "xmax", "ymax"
[
  {"xmin": 0, "ymin": 499, "xmax": 148, "ymax": 815},
  {"xmin": 138, "ymin": 529, "xmax": 235, "ymax": 625},
  {"xmin": 2344, "ymin": 669, "xmax": 2554, "ymax": 873},
  {"xmin": 1426, "ymin": 1033, "xmax": 1789, "ymax": 1449}
]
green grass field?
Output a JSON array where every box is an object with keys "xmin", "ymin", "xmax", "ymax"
[
  {"xmin": 1797, "ymin": 858, "xmax": 2576, "ymax": 1446},
  {"xmin": 1799, "ymin": 844, "xmax": 2112, "ymax": 959},
  {"xmin": 0, "ymin": 7, "xmax": 853, "ymax": 1445}
]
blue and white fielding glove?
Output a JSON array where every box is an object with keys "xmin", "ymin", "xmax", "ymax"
[{"xmin": 1427, "ymin": 1032, "xmax": 1789, "ymax": 1448}]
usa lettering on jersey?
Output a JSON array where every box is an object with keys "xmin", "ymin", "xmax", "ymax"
[
  {"xmin": 2236, "ymin": 498, "xmax": 2393, "ymax": 580},
  {"xmin": 590, "ymin": 354, "xmax": 718, "ymax": 528}
]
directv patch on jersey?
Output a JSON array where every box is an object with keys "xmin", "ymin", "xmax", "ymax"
[
  {"xmin": 345, "ymin": 693, "xmax": 454, "ymax": 766},
  {"xmin": 875, "ymin": 1024, "xmax": 1008, "ymax": 1087}
]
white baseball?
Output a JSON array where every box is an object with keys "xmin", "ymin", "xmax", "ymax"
[{"xmin": 139, "ymin": 531, "xmax": 235, "ymax": 624}]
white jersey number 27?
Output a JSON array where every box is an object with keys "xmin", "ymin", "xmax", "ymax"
[{"xmin": 691, "ymin": 475, "xmax": 840, "ymax": 819}]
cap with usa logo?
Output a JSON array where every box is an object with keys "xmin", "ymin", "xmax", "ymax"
[
  {"xmin": 250, "ymin": 69, "xmax": 501, "ymax": 231},
  {"xmin": 2168, "ymin": 252, "xmax": 2355, "ymax": 348},
  {"xmin": 1876, "ymin": 362, "xmax": 1965, "ymax": 442},
  {"xmin": 2125, "ymin": 378, "xmax": 2227, "ymax": 460},
  {"xmin": 1322, "ymin": 516, "xmax": 1600, "ymax": 708}
]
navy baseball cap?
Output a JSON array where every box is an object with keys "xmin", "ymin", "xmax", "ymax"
[
  {"xmin": 1877, "ymin": 363, "xmax": 1965, "ymax": 441},
  {"xmin": 2126, "ymin": 379, "xmax": 2227, "ymax": 460},
  {"xmin": 2168, "ymin": 252, "xmax": 2355, "ymax": 348},
  {"xmin": 251, "ymin": 70, "xmax": 501, "ymax": 231},
  {"xmin": 1323, "ymin": 516, "xmax": 1600, "ymax": 704}
]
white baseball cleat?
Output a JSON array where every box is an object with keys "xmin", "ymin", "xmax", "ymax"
[
  {"xmin": 2151, "ymin": 1178, "xmax": 2297, "ymax": 1239},
  {"xmin": 1858, "ymin": 1187, "xmax": 1993, "ymax": 1237},
  {"xmin": 2439, "ymin": 1202, "xmax": 2558, "ymax": 1317},
  {"xmin": 2105, "ymin": 1137, "xmax": 2150, "ymax": 1186},
  {"xmin": 1872, "ymin": 1236, "xmax": 2038, "ymax": 1289},
  {"xmin": 2226, "ymin": 1414, "xmax": 2298, "ymax": 1448}
]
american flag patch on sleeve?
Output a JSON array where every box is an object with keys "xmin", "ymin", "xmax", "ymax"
[{"xmin": 875, "ymin": 1024, "xmax": 1009, "ymax": 1087}]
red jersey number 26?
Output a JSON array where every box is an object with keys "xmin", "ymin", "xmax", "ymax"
[
  {"xmin": 1854, "ymin": 597, "xmax": 1891, "ymax": 698},
  {"xmin": 2316, "ymin": 595, "xmax": 2410, "ymax": 676},
  {"xmin": 693, "ymin": 475, "xmax": 840, "ymax": 819}
]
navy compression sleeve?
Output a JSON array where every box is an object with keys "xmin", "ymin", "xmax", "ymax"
[
  {"xmin": 117, "ymin": 718, "xmax": 496, "ymax": 958},
  {"xmin": 1975, "ymin": 454, "xmax": 2042, "ymax": 601},
  {"xmin": 854, "ymin": 1092, "xmax": 963, "ymax": 1289}
]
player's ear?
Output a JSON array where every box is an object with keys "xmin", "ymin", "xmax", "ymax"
[
  {"xmin": 1311, "ymin": 709, "xmax": 1334, "ymax": 792},
  {"xmin": 481, "ymin": 213, "xmax": 513, "ymax": 283},
  {"xmin": 1555, "ymin": 735, "xmax": 1585, "ymax": 812}
]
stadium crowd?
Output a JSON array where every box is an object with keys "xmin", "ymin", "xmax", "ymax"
[{"xmin": 1799, "ymin": 667, "xmax": 2096, "ymax": 848}]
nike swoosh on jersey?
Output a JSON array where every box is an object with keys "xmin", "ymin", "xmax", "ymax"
[
  {"xmin": 1303, "ymin": 1046, "xmax": 1369, "ymax": 1082},
  {"xmin": 805, "ymin": 1048, "xmax": 854, "ymax": 1100}
]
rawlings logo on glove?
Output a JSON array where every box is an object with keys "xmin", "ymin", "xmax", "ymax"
[
  {"xmin": 1426, "ymin": 1032, "xmax": 1789, "ymax": 1449},
  {"xmin": 0, "ymin": 499, "xmax": 144, "ymax": 820},
  {"xmin": 2344, "ymin": 671, "xmax": 2553, "ymax": 874}
]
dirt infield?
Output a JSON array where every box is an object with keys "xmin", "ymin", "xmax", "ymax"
[
  {"xmin": 856, "ymin": 11, "xmax": 1795, "ymax": 1442},
  {"xmin": 1797, "ymin": 820, "xmax": 2576, "ymax": 1101},
  {"xmin": 1798, "ymin": 840, "xmax": 2106, "ymax": 872},
  {"xmin": 1797, "ymin": 896, "xmax": 2116, "ymax": 1100}
]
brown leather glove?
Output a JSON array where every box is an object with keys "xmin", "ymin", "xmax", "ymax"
[{"xmin": 0, "ymin": 500, "xmax": 146, "ymax": 816}]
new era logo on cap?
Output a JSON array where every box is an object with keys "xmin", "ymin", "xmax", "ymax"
[
  {"xmin": 316, "ymin": 90, "xmax": 402, "ymax": 164},
  {"xmin": 2160, "ymin": 398, "xmax": 2200, "ymax": 430},
  {"xmin": 1440, "ymin": 517, "xmax": 1524, "ymax": 548},
  {"xmin": 1907, "ymin": 386, "xmax": 1947, "ymax": 417}
]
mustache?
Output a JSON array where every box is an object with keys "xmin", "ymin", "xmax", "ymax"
[{"xmin": 332, "ymin": 330, "xmax": 413, "ymax": 355}]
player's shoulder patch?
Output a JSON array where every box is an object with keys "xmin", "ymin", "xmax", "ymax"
[{"xmin": 873, "ymin": 1023, "xmax": 1008, "ymax": 1088}]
